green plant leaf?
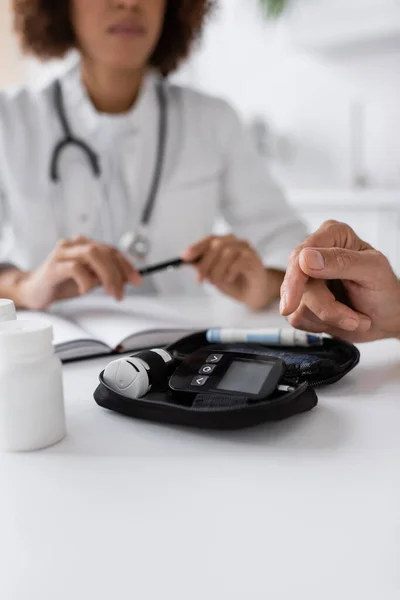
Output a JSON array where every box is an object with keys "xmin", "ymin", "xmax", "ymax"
[{"xmin": 260, "ymin": 0, "xmax": 288, "ymax": 19}]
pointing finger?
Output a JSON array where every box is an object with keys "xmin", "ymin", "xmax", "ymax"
[{"xmin": 299, "ymin": 247, "xmax": 388, "ymax": 288}]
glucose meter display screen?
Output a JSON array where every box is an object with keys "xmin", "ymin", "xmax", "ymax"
[{"xmin": 217, "ymin": 360, "xmax": 272, "ymax": 395}]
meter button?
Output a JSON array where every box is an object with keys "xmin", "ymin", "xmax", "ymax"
[
  {"xmin": 199, "ymin": 365, "xmax": 216, "ymax": 375},
  {"xmin": 191, "ymin": 376, "xmax": 209, "ymax": 387},
  {"xmin": 206, "ymin": 354, "xmax": 223, "ymax": 364}
]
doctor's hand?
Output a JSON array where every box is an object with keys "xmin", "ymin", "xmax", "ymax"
[
  {"xmin": 182, "ymin": 234, "xmax": 283, "ymax": 310},
  {"xmin": 15, "ymin": 237, "xmax": 142, "ymax": 310},
  {"xmin": 280, "ymin": 220, "xmax": 400, "ymax": 342}
]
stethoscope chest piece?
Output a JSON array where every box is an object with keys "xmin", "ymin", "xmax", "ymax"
[{"xmin": 120, "ymin": 229, "xmax": 151, "ymax": 261}]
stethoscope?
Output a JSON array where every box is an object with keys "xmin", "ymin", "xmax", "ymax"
[{"xmin": 50, "ymin": 78, "xmax": 168, "ymax": 260}]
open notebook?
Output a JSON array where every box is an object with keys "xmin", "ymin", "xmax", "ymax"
[{"xmin": 17, "ymin": 296, "xmax": 198, "ymax": 362}]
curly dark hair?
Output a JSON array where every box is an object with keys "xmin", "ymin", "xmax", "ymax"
[{"xmin": 12, "ymin": 0, "xmax": 215, "ymax": 75}]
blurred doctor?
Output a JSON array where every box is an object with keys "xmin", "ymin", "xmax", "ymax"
[{"xmin": 0, "ymin": 0, "xmax": 306, "ymax": 310}]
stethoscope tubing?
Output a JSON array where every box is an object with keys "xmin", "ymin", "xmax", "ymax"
[{"xmin": 49, "ymin": 77, "xmax": 168, "ymax": 258}]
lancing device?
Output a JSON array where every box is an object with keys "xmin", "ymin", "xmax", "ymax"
[{"xmin": 206, "ymin": 328, "xmax": 325, "ymax": 347}]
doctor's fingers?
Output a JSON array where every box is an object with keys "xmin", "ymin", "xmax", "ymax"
[
  {"xmin": 113, "ymin": 252, "xmax": 142, "ymax": 286},
  {"xmin": 225, "ymin": 251, "xmax": 260, "ymax": 284},
  {"xmin": 54, "ymin": 236, "xmax": 94, "ymax": 254},
  {"xmin": 60, "ymin": 238, "xmax": 141, "ymax": 286},
  {"xmin": 58, "ymin": 235, "xmax": 91, "ymax": 246},
  {"xmin": 288, "ymin": 279, "xmax": 372, "ymax": 333},
  {"xmin": 61, "ymin": 245, "xmax": 128, "ymax": 300},
  {"xmin": 182, "ymin": 234, "xmax": 237, "ymax": 263},
  {"xmin": 195, "ymin": 238, "xmax": 249, "ymax": 282},
  {"xmin": 211, "ymin": 246, "xmax": 258, "ymax": 283},
  {"xmin": 53, "ymin": 262, "xmax": 99, "ymax": 297},
  {"xmin": 207, "ymin": 246, "xmax": 244, "ymax": 282}
]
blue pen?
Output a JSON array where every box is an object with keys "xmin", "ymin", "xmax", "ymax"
[{"xmin": 206, "ymin": 328, "xmax": 325, "ymax": 347}]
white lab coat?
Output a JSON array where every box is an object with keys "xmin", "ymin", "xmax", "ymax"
[{"xmin": 0, "ymin": 62, "xmax": 307, "ymax": 295}]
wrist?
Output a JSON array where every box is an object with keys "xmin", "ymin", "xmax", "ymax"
[{"xmin": 7, "ymin": 270, "xmax": 31, "ymax": 309}]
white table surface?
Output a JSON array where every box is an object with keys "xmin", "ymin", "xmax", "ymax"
[{"xmin": 1, "ymin": 296, "xmax": 399, "ymax": 600}]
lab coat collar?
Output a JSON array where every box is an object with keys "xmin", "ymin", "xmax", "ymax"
[{"xmin": 60, "ymin": 62, "xmax": 159, "ymax": 146}]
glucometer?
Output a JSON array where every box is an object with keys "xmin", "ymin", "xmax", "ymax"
[
  {"xmin": 102, "ymin": 346, "xmax": 286, "ymax": 402},
  {"xmin": 169, "ymin": 348, "xmax": 285, "ymax": 401},
  {"xmin": 94, "ymin": 329, "xmax": 361, "ymax": 430}
]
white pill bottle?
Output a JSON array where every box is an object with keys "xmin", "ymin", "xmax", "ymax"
[
  {"xmin": 0, "ymin": 299, "xmax": 16, "ymax": 323},
  {"xmin": 0, "ymin": 304, "xmax": 66, "ymax": 452}
]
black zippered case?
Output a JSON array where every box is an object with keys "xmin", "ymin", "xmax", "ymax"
[{"xmin": 93, "ymin": 331, "xmax": 360, "ymax": 430}]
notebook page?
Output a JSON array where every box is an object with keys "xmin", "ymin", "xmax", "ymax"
[
  {"xmin": 17, "ymin": 309, "xmax": 96, "ymax": 347},
  {"xmin": 52, "ymin": 296, "xmax": 196, "ymax": 350}
]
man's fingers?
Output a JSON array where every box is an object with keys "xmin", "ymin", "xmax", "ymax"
[
  {"xmin": 280, "ymin": 250, "xmax": 308, "ymax": 316},
  {"xmin": 299, "ymin": 221, "xmax": 372, "ymax": 254},
  {"xmin": 287, "ymin": 306, "xmax": 372, "ymax": 343},
  {"xmin": 287, "ymin": 310, "xmax": 327, "ymax": 334},
  {"xmin": 280, "ymin": 221, "xmax": 374, "ymax": 317},
  {"xmin": 299, "ymin": 247, "xmax": 387, "ymax": 286},
  {"xmin": 302, "ymin": 280, "xmax": 372, "ymax": 332}
]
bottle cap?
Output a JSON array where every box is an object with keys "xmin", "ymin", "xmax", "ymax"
[
  {"xmin": 0, "ymin": 320, "xmax": 53, "ymax": 359},
  {"xmin": 0, "ymin": 299, "xmax": 16, "ymax": 323}
]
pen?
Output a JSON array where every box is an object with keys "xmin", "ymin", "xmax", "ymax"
[
  {"xmin": 206, "ymin": 328, "xmax": 325, "ymax": 347},
  {"xmin": 139, "ymin": 256, "xmax": 201, "ymax": 277},
  {"xmin": 139, "ymin": 257, "xmax": 184, "ymax": 276}
]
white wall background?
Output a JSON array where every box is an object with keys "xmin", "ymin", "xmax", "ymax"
[{"xmin": 178, "ymin": 0, "xmax": 400, "ymax": 190}]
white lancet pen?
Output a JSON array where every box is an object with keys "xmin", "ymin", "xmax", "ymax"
[{"xmin": 206, "ymin": 328, "xmax": 326, "ymax": 347}]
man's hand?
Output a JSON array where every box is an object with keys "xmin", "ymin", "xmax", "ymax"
[
  {"xmin": 182, "ymin": 234, "xmax": 283, "ymax": 310},
  {"xmin": 14, "ymin": 236, "xmax": 142, "ymax": 310},
  {"xmin": 280, "ymin": 220, "xmax": 400, "ymax": 342}
]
